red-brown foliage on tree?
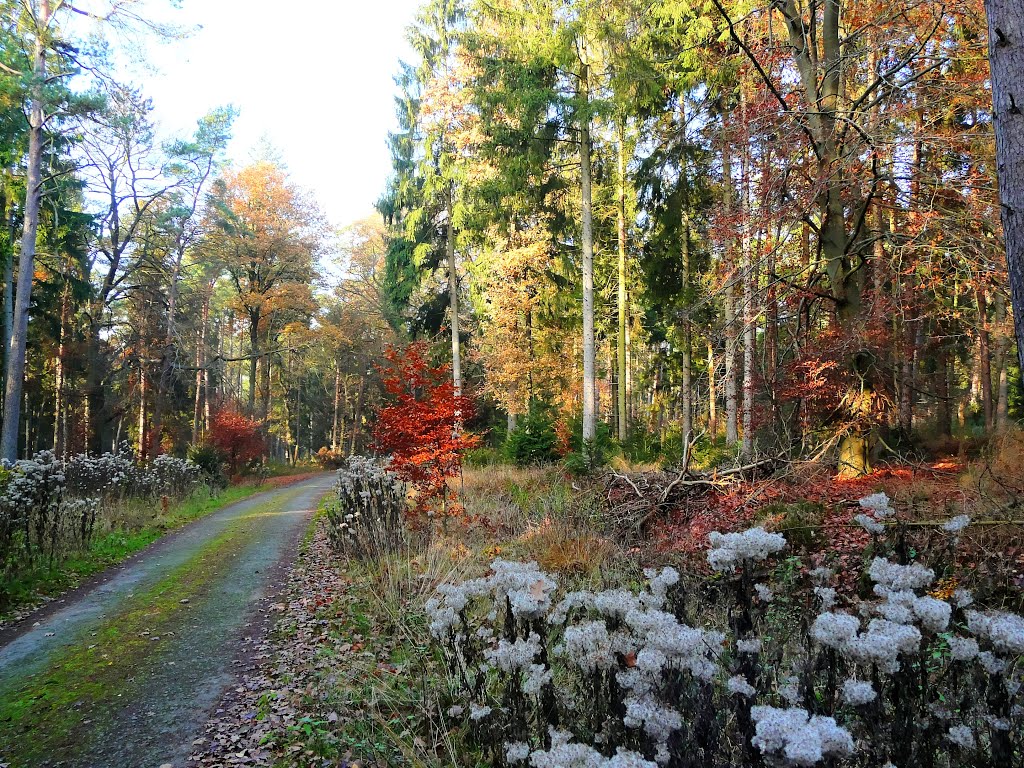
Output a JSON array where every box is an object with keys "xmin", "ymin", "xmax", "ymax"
[
  {"xmin": 372, "ymin": 342, "xmax": 480, "ymax": 516},
  {"xmin": 208, "ymin": 408, "xmax": 266, "ymax": 474}
]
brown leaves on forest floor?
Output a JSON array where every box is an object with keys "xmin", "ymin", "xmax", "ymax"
[{"xmin": 188, "ymin": 520, "xmax": 355, "ymax": 767}]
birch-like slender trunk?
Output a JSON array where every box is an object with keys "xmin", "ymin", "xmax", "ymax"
[
  {"xmin": 740, "ymin": 99, "xmax": 754, "ymax": 458},
  {"xmin": 580, "ymin": 65, "xmax": 596, "ymax": 451},
  {"xmin": 332, "ymin": 365, "xmax": 341, "ymax": 450},
  {"xmin": 2, "ymin": 7, "xmax": 48, "ymax": 461},
  {"xmin": 2, "ymin": 193, "xmax": 14, "ymax": 414},
  {"xmin": 446, "ymin": 195, "xmax": 462, "ymax": 436},
  {"xmin": 722, "ymin": 150, "xmax": 739, "ymax": 445},
  {"xmin": 616, "ymin": 126, "xmax": 628, "ymax": 442}
]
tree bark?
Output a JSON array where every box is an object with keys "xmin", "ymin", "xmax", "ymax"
[
  {"xmin": 446, "ymin": 194, "xmax": 463, "ymax": 441},
  {"xmin": 580, "ymin": 65, "xmax": 597, "ymax": 452},
  {"xmin": 2, "ymin": 9, "xmax": 47, "ymax": 461},
  {"xmin": 740, "ymin": 106, "xmax": 755, "ymax": 458},
  {"xmin": 723, "ymin": 150, "xmax": 739, "ymax": 445},
  {"xmin": 976, "ymin": 284, "xmax": 994, "ymax": 429},
  {"xmin": 984, "ymin": 0, "xmax": 1024, "ymax": 383},
  {"xmin": 617, "ymin": 125, "xmax": 629, "ymax": 442},
  {"xmin": 248, "ymin": 312, "xmax": 259, "ymax": 413}
]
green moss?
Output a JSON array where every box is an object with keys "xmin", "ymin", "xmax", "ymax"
[{"xmin": 0, "ymin": 495, "xmax": 285, "ymax": 765}]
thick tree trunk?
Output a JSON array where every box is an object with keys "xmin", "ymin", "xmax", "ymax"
[
  {"xmin": 984, "ymin": 0, "xmax": 1024, "ymax": 383},
  {"xmin": 580, "ymin": 67, "xmax": 596, "ymax": 452},
  {"xmin": 617, "ymin": 128, "xmax": 629, "ymax": 442},
  {"xmin": 1, "ymin": 24, "xmax": 46, "ymax": 461}
]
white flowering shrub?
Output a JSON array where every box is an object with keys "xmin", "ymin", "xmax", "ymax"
[
  {"xmin": 427, "ymin": 499, "xmax": 1023, "ymax": 767},
  {"xmin": 64, "ymin": 443, "xmax": 202, "ymax": 500},
  {"xmin": 1, "ymin": 447, "xmax": 202, "ymax": 604},
  {"xmin": 326, "ymin": 455, "xmax": 408, "ymax": 558}
]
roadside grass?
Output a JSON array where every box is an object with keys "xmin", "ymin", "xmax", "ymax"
[
  {"xmin": 257, "ymin": 469, "xmax": 639, "ymax": 767},
  {"xmin": 219, "ymin": 449, "xmax": 1024, "ymax": 765},
  {"xmin": 0, "ymin": 492, "xmax": 288, "ymax": 766},
  {"xmin": 0, "ymin": 482, "xmax": 267, "ymax": 621}
]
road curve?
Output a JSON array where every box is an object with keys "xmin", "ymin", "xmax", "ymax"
[{"xmin": 0, "ymin": 472, "xmax": 336, "ymax": 768}]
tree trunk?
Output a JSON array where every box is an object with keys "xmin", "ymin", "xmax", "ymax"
[
  {"xmin": 723, "ymin": 150, "xmax": 739, "ymax": 445},
  {"xmin": 192, "ymin": 288, "xmax": 210, "ymax": 444},
  {"xmin": 616, "ymin": 125, "xmax": 629, "ymax": 442},
  {"xmin": 936, "ymin": 342, "xmax": 952, "ymax": 437},
  {"xmin": 332, "ymin": 364, "xmax": 341, "ymax": 450},
  {"xmin": 1, "ymin": 19, "xmax": 46, "ymax": 461},
  {"xmin": 681, "ymin": 233, "xmax": 692, "ymax": 442},
  {"xmin": 977, "ymin": 284, "xmax": 994, "ymax": 429},
  {"xmin": 995, "ymin": 292, "xmax": 1011, "ymax": 427},
  {"xmin": 984, "ymin": 0, "xmax": 1024, "ymax": 383},
  {"xmin": 446, "ymin": 201, "xmax": 462, "ymax": 395},
  {"xmin": 53, "ymin": 283, "xmax": 70, "ymax": 456},
  {"xmin": 708, "ymin": 341, "xmax": 718, "ymax": 438},
  {"xmin": 580, "ymin": 66, "xmax": 597, "ymax": 453},
  {"xmin": 350, "ymin": 371, "xmax": 366, "ymax": 454},
  {"xmin": 740, "ymin": 122, "xmax": 755, "ymax": 458},
  {"xmin": 137, "ymin": 362, "xmax": 148, "ymax": 459},
  {"xmin": 248, "ymin": 313, "xmax": 259, "ymax": 413},
  {"xmin": 2, "ymin": 191, "xmax": 14, "ymax": 414}
]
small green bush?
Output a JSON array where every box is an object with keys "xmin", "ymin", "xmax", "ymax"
[
  {"xmin": 186, "ymin": 443, "xmax": 227, "ymax": 487},
  {"xmin": 504, "ymin": 405, "xmax": 559, "ymax": 466}
]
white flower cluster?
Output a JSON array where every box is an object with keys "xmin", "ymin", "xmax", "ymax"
[
  {"xmin": 965, "ymin": 610, "xmax": 1024, "ymax": 655},
  {"xmin": 63, "ymin": 445, "xmax": 201, "ymax": 499},
  {"xmin": 328, "ymin": 455, "xmax": 407, "ymax": 554},
  {"xmin": 841, "ymin": 679, "xmax": 877, "ymax": 706},
  {"xmin": 868, "ymin": 557, "xmax": 935, "ymax": 591},
  {"xmin": 811, "ymin": 612, "xmax": 921, "ymax": 673},
  {"xmin": 854, "ymin": 493, "xmax": 896, "ymax": 534},
  {"xmin": 526, "ymin": 730, "xmax": 657, "ymax": 768},
  {"xmin": 943, "ymin": 514, "xmax": 971, "ymax": 534},
  {"xmin": 707, "ymin": 527, "xmax": 786, "ymax": 572},
  {"xmin": 751, "ymin": 706, "xmax": 854, "ymax": 766}
]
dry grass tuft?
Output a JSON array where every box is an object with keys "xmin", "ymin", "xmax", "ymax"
[{"xmin": 516, "ymin": 518, "xmax": 616, "ymax": 576}]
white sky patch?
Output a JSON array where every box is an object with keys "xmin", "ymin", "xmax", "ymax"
[{"xmin": 113, "ymin": 0, "xmax": 420, "ymax": 231}]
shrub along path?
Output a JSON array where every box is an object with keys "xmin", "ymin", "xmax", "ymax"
[{"xmin": 0, "ymin": 472, "xmax": 336, "ymax": 768}]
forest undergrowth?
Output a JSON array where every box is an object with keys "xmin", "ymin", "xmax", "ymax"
[{"xmin": 189, "ymin": 429, "xmax": 1024, "ymax": 767}]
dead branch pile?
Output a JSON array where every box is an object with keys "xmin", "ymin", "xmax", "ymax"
[{"xmin": 604, "ymin": 455, "xmax": 785, "ymax": 533}]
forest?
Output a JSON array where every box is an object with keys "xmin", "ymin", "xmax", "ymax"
[
  {"xmin": 0, "ymin": 0, "xmax": 1019, "ymax": 475},
  {"xmin": 1, "ymin": 0, "xmax": 1024, "ymax": 766}
]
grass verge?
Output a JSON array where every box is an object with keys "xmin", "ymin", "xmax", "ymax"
[
  {"xmin": 0, "ymin": 493, "xmax": 283, "ymax": 765},
  {"xmin": 0, "ymin": 482, "xmax": 266, "ymax": 621}
]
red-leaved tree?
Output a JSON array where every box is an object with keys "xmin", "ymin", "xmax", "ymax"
[
  {"xmin": 372, "ymin": 342, "xmax": 480, "ymax": 516},
  {"xmin": 209, "ymin": 408, "xmax": 266, "ymax": 474}
]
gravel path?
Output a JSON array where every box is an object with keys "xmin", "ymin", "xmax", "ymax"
[{"xmin": 0, "ymin": 473, "xmax": 336, "ymax": 768}]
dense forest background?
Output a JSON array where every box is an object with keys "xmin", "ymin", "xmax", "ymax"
[{"xmin": 0, "ymin": 0, "xmax": 1020, "ymax": 475}]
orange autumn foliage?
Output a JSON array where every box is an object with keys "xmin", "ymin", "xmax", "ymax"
[{"xmin": 372, "ymin": 342, "xmax": 480, "ymax": 517}]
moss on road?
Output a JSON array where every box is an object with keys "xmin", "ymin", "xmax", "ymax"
[{"xmin": 0, "ymin": 473, "xmax": 336, "ymax": 768}]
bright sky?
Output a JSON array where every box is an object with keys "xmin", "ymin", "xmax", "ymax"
[{"xmin": 133, "ymin": 0, "xmax": 421, "ymax": 231}]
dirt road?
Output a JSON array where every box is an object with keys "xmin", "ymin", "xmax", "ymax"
[{"xmin": 0, "ymin": 473, "xmax": 336, "ymax": 768}]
